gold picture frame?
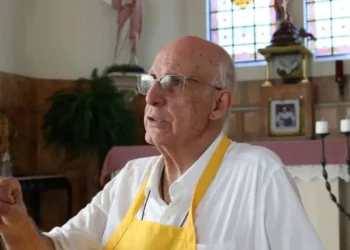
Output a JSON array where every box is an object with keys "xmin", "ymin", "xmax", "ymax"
[{"xmin": 268, "ymin": 97, "xmax": 304, "ymax": 137}]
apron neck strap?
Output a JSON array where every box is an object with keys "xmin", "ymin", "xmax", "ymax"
[
  {"xmin": 129, "ymin": 135, "xmax": 231, "ymax": 226},
  {"xmin": 186, "ymin": 135, "xmax": 231, "ymax": 227}
]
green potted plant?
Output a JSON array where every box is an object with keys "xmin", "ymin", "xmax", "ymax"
[{"xmin": 41, "ymin": 65, "xmax": 139, "ymax": 175}]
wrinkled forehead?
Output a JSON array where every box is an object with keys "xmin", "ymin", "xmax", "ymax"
[{"xmin": 149, "ymin": 47, "xmax": 219, "ymax": 82}]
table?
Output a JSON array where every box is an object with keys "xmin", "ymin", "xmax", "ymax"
[
  {"xmin": 16, "ymin": 175, "xmax": 73, "ymax": 228},
  {"xmin": 100, "ymin": 138, "xmax": 349, "ymax": 185}
]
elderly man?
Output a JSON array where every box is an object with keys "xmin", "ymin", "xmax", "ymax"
[{"xmin": 0, "ymin": 36, "xmax": 325, "ymax": 250}]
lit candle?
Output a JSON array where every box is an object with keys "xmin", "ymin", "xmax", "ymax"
[
  {"xmin": 315, "ymin": 120, "xmax": 329, "ymax": 134},
  {"xmin": 340, "ymin": 118, "xmax": 350, "ymax": 133}
]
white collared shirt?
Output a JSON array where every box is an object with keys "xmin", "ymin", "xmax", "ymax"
[{"xmin": 46, "ymin": 132, "xmax": 326, "ymax": 250}]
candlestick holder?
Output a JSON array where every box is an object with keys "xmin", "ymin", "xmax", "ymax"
[{"xmin": 319, "ymin": 132, "xmax": 350, "ymax": 220}]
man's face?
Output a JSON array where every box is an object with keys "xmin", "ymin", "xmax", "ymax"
[{"xmin": 143, "ymin": 50, "xmax": 217, "ymax": 146}]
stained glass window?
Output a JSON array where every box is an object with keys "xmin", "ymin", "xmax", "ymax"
[
  {"xmin": 306, "ymin": 0, "xmax": 350, "ymax": 57},
  {"xmin": 208, "ymin": 0, "xmax": 276, "ymax": 63}
]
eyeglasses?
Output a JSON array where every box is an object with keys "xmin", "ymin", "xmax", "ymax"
[{"xmin": 136, "ymin": 74, "xmax": 222, "ymax": 96}]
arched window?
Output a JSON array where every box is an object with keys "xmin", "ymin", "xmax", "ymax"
[
  {"xmin": 208, "ymin": 0, "xmax": 276, "ymax": 63},
  {"xmin": 306, "ymin": 0, "xmax": 350, "ymax": 58}
]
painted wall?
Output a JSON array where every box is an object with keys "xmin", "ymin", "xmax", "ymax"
[
  {"xmin": 0, "ymin": 0, "xmax": 116, "ymax": 78},
  {"xmin": 0, "ymin": 0, "xmax": 26, "ymax": 74}
]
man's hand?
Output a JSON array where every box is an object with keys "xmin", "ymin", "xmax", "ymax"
[
  {"xmin": 0, "ymin": 177, "xmax": 54, "ymax": 249},
  {"xmin": 0, "ymin": 177, "xmax": 28, "ymax": 235}
]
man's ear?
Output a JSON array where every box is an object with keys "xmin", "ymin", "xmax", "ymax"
[{"xmin": 209, "ymin": 91, "xmax": 232, "ymax": 120}]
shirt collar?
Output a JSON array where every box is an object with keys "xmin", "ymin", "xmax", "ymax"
[
  {"xmin": 144, "ymin": 156, "xmax": 165, "ymax": 202},
  {"xmin": 170, "ymin": 131, "xmax": 225, "ymax": 197},
  {"xmin": 145, "ymin": 131, "xmax": 226, "ymax": 200}
]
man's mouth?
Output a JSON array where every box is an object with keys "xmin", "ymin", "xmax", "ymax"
[
  {"xmin": 147, "ymin": 116, "xmax": 165, "ymax": 126},
  {"xmin": 147, "ymin": 116, "xmax": 156, "ymax": 122}
]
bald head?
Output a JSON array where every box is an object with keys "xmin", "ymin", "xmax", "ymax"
[
  {"xmin": 150, "ymin": 36, "xmax": 236, "ymax": 90},
  {"xmin": 144, "ymin": 36, "xmax": 234, "ymax": 147}
]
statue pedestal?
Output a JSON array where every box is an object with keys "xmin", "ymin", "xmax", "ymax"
[
  {"xmin": 258, "ymin": 45, "xmax": 314, "ymax": 85},
  {"xmin": 109, "ymin": 72, "xmax": 138, "ymax": 102},
  {"xmin": 109, "ymin": 72, "xmax": 138, "ymax": 91}
]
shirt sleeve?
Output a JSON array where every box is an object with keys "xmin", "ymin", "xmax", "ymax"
[
  {"xmin": 264, "ymin": 167, "xmax": 326, "ymax": 250},
  {"xmin": 44, "ymin": 171, "xmax": 123, "ymax": 250}
]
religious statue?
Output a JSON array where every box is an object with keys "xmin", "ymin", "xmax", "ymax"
[
  {"xmin": 102, "ymin": 0, "xmax": 145, "ymax": 73},
  {"xmin": 258, "ymin": 0, "xmax": 316, "ymax": 85},
  {"xmin": 271, "ymin": 0, "xmax": 316, "ymax": 46}
]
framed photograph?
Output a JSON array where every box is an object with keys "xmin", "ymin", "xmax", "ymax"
[
  {"xmin": 261, "ymin": 84, "xmax": 314, "ymax": 140},
  {"xmin": 269, "ymin": 98, "xmax": 302, "ymax": 136}
]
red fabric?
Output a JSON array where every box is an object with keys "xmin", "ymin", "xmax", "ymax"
[{"xmin": 100, "ymin": 139, "xmax": 348, "ymax": 185}]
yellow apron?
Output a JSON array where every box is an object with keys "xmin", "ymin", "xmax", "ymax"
[{"xmin": 104, "ymin": 136, "xmax": 231, "ymax": 250}]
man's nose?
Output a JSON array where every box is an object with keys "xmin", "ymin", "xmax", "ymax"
[{"xmin": 145, "ymin": 81, "xmax": 166, "ymax": 106}]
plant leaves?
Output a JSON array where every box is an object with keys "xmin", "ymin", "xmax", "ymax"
[{"xmin": 41, "ymin": 65, "xmax": 139, "ymax": 165}]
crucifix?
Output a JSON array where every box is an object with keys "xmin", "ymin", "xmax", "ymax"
[
  {"xmin": 101, "ymin": 0, "xmax": 145, "ymax": 73},
  {"xmin": 275, "ymin": 0, "xmax": 290, "ymax": 24}
]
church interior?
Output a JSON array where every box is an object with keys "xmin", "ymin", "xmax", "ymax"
[{"xmin": 1, "ymin": 0, "xmax": 350, "ymax": 249}]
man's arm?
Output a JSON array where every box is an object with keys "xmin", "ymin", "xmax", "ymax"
[
  {"xmin": 44, "ymin": 173, "xmax": 122, "ymax": 250},
  {"xmin": 0, "ymin": 177, "xmax": 54, "ymax": 250},
  {"xmin": 0, "ymin": 168, "xmax": 124, "ymax": 250},
  {"xmin": 0, "ymin": 159, "xmax": 135, "ymax": 250},
  {"xmin": 1, "ymin": 219, "xmax": 54, "ymax": 250},
  {"xmin": 264, "ymin": 167, "xmax": 326, "ymax": 250}
]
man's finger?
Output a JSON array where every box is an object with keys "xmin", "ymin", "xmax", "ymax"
[
  {"xmin": 0, "ymin": 202, "xmax": 24, "ymax": 228},
  {"xmin": 0, "ymin": 187, "xmax": 14, "ymax": 205},
  {"xmin": 0, "ymin": 177, "xmax": 22, "ymax": 203},
  {"xmin": 0, "ymin": 202, "xmax": 16, "ymax": 217},
  {"xmin": 0, "ymin": 177, "xmax": 21, "ymax": 190}
]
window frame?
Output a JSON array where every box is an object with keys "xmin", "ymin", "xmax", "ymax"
[
  {"xmin": 207, "ymin": 0, "xmax": 276, "ymax": 65},
  {"xmin": 206, "ymin": 0, "xmax": 350, "ymax": 66},
  {"xmin": 305, "ymin": 0, "xmax": 350, "ymax": 59}
]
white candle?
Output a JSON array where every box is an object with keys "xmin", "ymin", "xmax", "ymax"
[
  {"xmin": 315, "ymin": 120, "xmax": 329, "ymax": 134},
  {"xmin": 340, "ymin": 119, "xmax": 350, "ymax": 133}
]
